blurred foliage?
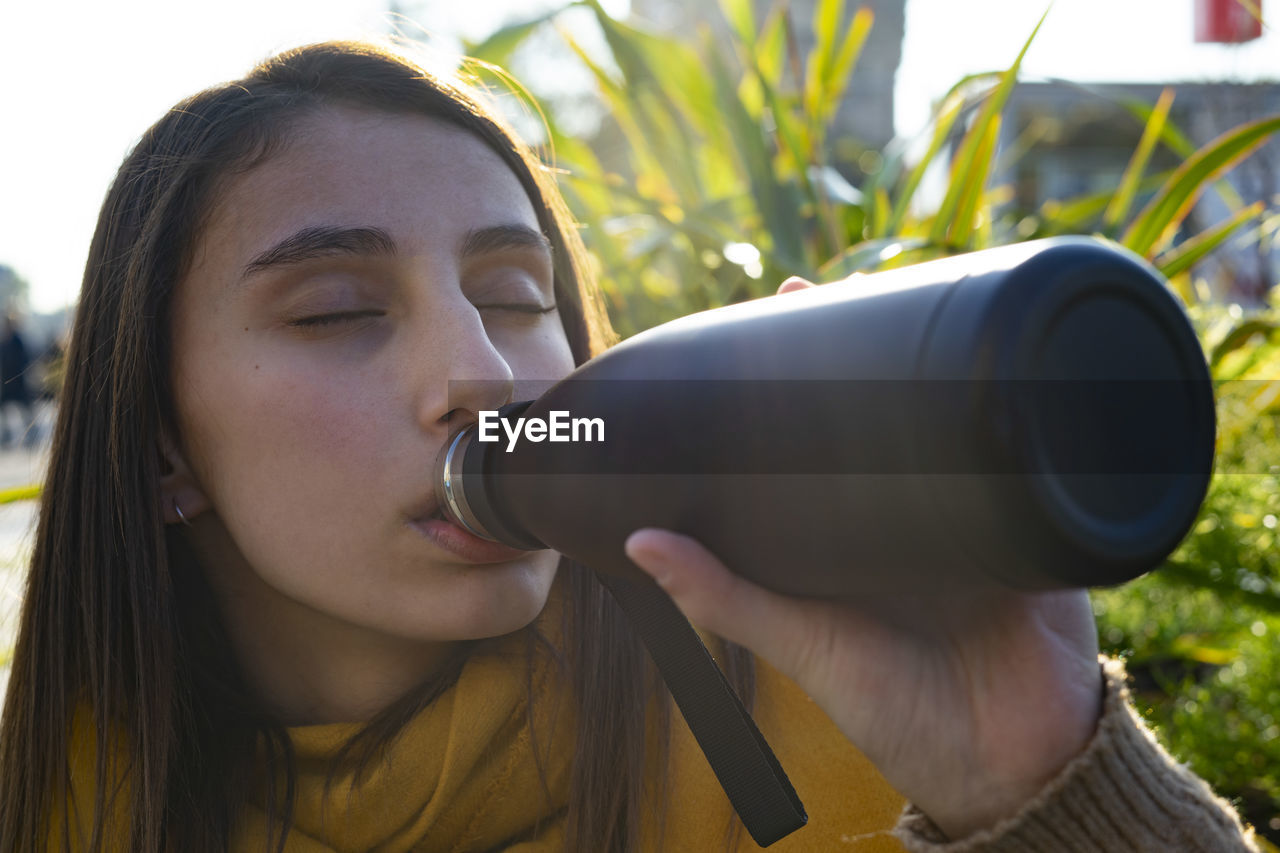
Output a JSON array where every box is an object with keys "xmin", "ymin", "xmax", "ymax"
[
  {"xmin": 1096, "ymin": 295, "xmax": 1280, "ymax": 841},
  {"xmin": 467, "ymin": 0, "xmax": 1280, "ymax": 334},
  {"xmin": 464, "ymin": 0, "xmax": 1280, "ymax": 837},
  {"xmin": 0, "ymin": 485, "xmax": 40, "ymax": 505}
]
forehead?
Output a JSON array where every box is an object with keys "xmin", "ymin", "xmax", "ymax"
[{"xmin": 193, "ymin": 105, "xmax": 541, "ymax": 276}]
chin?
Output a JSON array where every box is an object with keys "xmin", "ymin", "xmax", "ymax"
[{"xmin": 429, "ymin": 556, "xmax": 559, "ymax": 642}]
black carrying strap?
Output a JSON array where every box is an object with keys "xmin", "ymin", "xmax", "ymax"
[{"xmin": 595, "ymin": 572, "xmax": 807, "ymax": 847}]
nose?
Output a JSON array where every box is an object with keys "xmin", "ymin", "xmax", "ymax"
[{"xmin": 417, "ymin": 303, "xmax": 515, "ymax": 433}]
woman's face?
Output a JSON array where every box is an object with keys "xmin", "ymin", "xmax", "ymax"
[{"xmin": 167, "ymin": 106, "xmax": 575, "ymax": 689}]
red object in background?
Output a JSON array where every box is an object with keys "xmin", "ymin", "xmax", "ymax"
[{"xmin": 1195, "ymin": 0, "xmax": 1264, "ymax": 43}]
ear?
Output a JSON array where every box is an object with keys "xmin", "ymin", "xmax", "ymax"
[{"xmin": 159, "ymin": 430, "xmax": 212, "ymax": 525}]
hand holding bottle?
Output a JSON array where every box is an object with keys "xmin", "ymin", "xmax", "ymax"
[
  {"xmin": 624, "ymin": 273, "xmax": 1104, "ymax": 841},
  {"xmin": 626, "ymin": 512, "xmax": 1102, "ymax": 841}
]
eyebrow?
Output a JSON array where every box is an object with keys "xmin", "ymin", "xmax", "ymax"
[
  {"xmin": 242, "ymin": 226, "xmax": 395, "ymax": 278},
  {"xmin": 240, "ymin": 223, "xmax": 552, "ymax": 280},
  {"xmin": 460, "ymin": 224, "xmax": 553, "ymax": 260}
]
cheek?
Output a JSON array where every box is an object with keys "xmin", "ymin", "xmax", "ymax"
[
  {"xmin": 175, "ymin": 350, "xmax": 404, "ymax": 602},
  {"xmin": 499, "ymin": 322, "xmax": 577, "ymax": 381},
  {"xmin": 175, "ymin": 342, "xmax": 394, "ymax": 511}
]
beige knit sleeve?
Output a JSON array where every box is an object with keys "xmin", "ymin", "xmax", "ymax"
[{"xmin": 890, "ymin": 656, "xmax": 1262, "ymax": 853}]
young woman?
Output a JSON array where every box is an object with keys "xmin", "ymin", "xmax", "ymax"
[{"xmin": 0, "ymin": 41, "xmax": 1260, "ymax": 852}]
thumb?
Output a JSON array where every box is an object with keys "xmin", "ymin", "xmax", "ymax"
[{"xmin": 776, "ymin": 276, "xmax": 817, "ymax": 295}]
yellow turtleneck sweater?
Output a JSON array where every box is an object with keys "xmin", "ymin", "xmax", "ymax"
[
  {"xmin": 58, "ymin": 586, "xmax": 1260, "ymax": 851},
  {"xmin": 58, "ymin": 586, "xmax": 906, "ymax": 852},
  {"xmin": 222, "ymin": 627, "xmax": 901, "ymax": 845},
  {"xmin": 228, "ymin": 600, "xmax": 907, "ymax": 852}
]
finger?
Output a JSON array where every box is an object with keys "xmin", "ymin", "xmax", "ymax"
[
  {"xmin": 776, "ymin": 276, "xmax": 816, "ymax": 295},
  {"xmin": 624, "ymin": 528, "xmax": 820, "ymax": 663}
]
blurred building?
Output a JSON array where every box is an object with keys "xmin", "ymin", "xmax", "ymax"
[
  {"xmin": 993, "ymin": 81, "xmax": 1280, "ymax": 304},
  {"xmin": 632, "ymin": 0, "xmax": 906, "ymax": 151}
]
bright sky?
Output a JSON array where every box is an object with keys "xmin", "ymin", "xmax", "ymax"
[{"xmin": 1, "ymin": 0, "xmax": 1278, "ymax": 312}]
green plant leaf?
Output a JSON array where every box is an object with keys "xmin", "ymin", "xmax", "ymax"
[
  {"xmin": 463, "ymin": 5, "xmax": 574, "ymax": 66},
  {"xmin": 936, "ymin": 71, "xmax": 1007, "ymax": 108},
  {"xmin": 578, "ymin": 5, "xmax": 716, "ymax": 200},
  {"xmin": 1044, "ymin": 81, "xmax": 1248, "ymax": 217},
  {"xmin": 880, "ymin": 90, "xmax": 966, "ymax": 238},
  {"xmin": 589, "ymin": 5, "xmax": 721, "ymax": 137},
  {"xmin": 1210, "ymin": 318, "xmax": 1278, "ymax": 371},
  {"xmin": 1156, "ymin": 201, "xmax": 1266, "ymax": 281},
  {"xmin": 822, "ymin": 7, "xmax": 873, "ymax": 128},
  {"xmin": 754, "ymin": 5, "xmax": 788, "ymax": 90},
  {"xmin": 704, "ymin": 37, "xmax": 807, "ymax": 270},
  {"xmin": 803, "ymin": 0, "xmax": 872, "ymax": 130},
  {"xmin": 736, "ymin": 23, "xmax": 827, "ymax": 257},
  {"xmin": 1105, "ymin": 87, "xmax": 1175, "ymax": 230},
  {"xmin": 1104, "ymin": 91, "xmax": 1199, "ymax": 159},
  {"xmin": 559, "ymin": 23, "xmax": 693, "ymax": 204},
  {"xmin": 1249, "ymin": 378, "xmax": 1280, "ymax": 415},
  {"xmin": 871, "ymin": 187, "xmax": 890, "ymax": 239},
  {"xmin": 804, "ymin": 0, "xmax": 843, "ymax": 127},
  {"xmin": 929, "ymin": 8, "xmax": 1047, "ymax": 247},
  {"xmin": 718, "ymin": 0, "xmax": 756, "ymax": 49},
  {"xmin": 1117, "ymin": 92, "xmax": 1247, "ymax": 214},
  {"xmin": 545, "ymin": 119, "xmax": 605, "ymax": 179},
  {"xmin": 1038, "ymin": 172, "xmax": 1170, "ymax": 232},
  {"xmin": 947, "ymin": 114, "xmax": 1002, "ymax": 249},
  {"xmin": 0, "ymin": 484, "xmax": 39, "ymax": 504},
  {"xmin": 1122, "ymin": 113, "xmax": 1280, "ymax": 256},
  {"xmin": 736, "ymin": 6, "xmax": 787, "ymax": 119},
  {"xmin": 816, "ymin": 237, "xmax": 929, "ymax": 279},
  {"xmin": 1170, "ymin": 633, "xmax": 1240, "ymax": 665},
  {"xmin": 872, "ymin": 72, "xmax": 1000, "ymax": 239}
]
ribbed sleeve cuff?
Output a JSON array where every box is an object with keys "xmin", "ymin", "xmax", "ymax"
[{"xmin": 891, "ymin": 656, "xmax": 1261, "ymax": 853}]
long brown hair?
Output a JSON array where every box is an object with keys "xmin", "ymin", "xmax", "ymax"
[{"xmin": 0, "ymin": 41, "xmax": 753, "ymax": 852}]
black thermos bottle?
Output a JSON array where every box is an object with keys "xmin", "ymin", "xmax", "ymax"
[{"xmin": 434, "ymin": 236, "xmax": 1216, "ymax": 598}]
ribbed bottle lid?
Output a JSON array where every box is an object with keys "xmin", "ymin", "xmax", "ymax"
[{"xmin": 1001, "ymin": 242, "xmax": 1215, "ymax": 582}]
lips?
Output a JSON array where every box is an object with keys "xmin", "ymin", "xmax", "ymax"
[{"xmin": 407, "ymin": 496, "xmax": 531, "ymax": 564}]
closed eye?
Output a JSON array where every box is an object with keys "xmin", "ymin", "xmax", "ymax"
[
  {"xmin": 475, "ymin": 303, "xmax": 557, "ymax": 314},
  {"xmin": 287, "ymin": 309, "xmax": 386, "ymax": 328}
]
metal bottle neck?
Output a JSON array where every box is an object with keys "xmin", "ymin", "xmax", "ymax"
[{"xmin": 437, "ymin": 425, "xmax": 497, "ymax": 541}]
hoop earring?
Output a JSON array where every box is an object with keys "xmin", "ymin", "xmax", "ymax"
[{"xmin": 174, "ymin": 500, "xmax": 193, "ymax": 527}]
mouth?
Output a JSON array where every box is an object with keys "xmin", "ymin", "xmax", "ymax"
[{"xmin": 406, "ymin": 497, "xmax": 531, "ymax": 564}]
